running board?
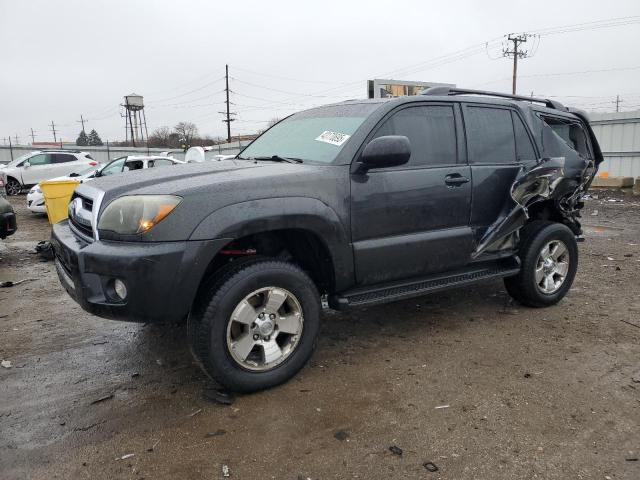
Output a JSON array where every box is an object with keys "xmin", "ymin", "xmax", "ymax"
[{"xmin": 329, "ymin": 258, "xmax": 520, "ymax": 310}]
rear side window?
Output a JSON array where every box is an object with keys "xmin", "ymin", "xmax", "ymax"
[
  {"xmin": 52, "ymin": 154, "xmax": 76, "ymax": 163},
  {"xmin": 149, "ymin": 159, "xmax": 173, "ymax": 168},
  {"xmin": 512, "ymin": 113, "xmax": 537, "ymax": 161},
  {"xmin": 464, "ymin": 106, "xmax": 516, "ymax": 164},
  {"xmin": 541, "ymin": 116, "xmax": 592, "ymax": 159},
  {"xmin": 373, "ymin": 105, "xmax": 457, "ymax": 167}
]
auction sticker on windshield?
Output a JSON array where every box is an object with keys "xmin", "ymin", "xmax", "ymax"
[{"xmin": 315, "ymin": 131, "xmax": 350, "ymax": 146}]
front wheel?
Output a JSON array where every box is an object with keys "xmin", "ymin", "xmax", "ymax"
[
  {"xmin": 504, "ymin": 221, "xmax": 578, "ymax": 308},
  {"xmin": 190, "ymin": 259, "xmax": 321, "ymax": 393},
  {"xmin": 6, "ymin": 178, "xmax": 21, "ymax": 196}
]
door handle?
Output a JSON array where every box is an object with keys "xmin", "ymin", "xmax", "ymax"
[{"xmin": 444, "ymin": 174, "xmax": 470, "ymax": 186}]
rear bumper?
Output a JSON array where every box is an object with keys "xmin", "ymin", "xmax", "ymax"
[
  {"xmin": 51, "ymin": 220, "xmax": 229, "ymax": 323},
  {"xmin": 0, "ymin": 211, "xmax": 17, "ymax": 238}
]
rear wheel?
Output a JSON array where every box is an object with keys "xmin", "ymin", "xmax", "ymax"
[
  {"xmin": 190, "ymin": 259, "xmax": 320, "ymax": 392},
  {"xmin": 504, "ymin": 221, "xmax": 578, "ymax": 307},
  {"xmin": 6, "ymin": 178, "xmax": 21, "ymax": 196}
]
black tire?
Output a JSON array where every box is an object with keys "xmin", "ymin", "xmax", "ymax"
[
  {"xmin": 6, "ymin": 178, "xmax": 21, "ymax": 196},
  {"xmin": 504, "ymin": 221, "xmax": 578, "ymax": 308},
  {"xmin": 190, "ymin": 259, "xmax": 321, "ymax": 393}
]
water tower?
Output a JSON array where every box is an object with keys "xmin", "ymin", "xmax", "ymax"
[{"xmin": 122, "ymin": 93, "xmax": 148, "ymax": 146}]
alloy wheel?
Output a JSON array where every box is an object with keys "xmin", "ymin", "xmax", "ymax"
[
  {"xmin": 226, "ymin": 287, "xmax": 304, "ymax": 371},
  {"xmin": 535, "ymin": 240, "xmax": 570, "ymax": 294}
]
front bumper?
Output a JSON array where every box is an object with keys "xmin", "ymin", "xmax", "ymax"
[
  {"xmin": 27, "ymin": 191, "xmax": 46, "ymax": 213},
  {"xmin": 0, "ymin": 211, "xmax": 17, "ymax": 238},
  {"xmin": 51, "ymin": 220, "xmax": 230, "ymax": 323}
]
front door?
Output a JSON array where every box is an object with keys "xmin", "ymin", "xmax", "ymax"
[
  {"xmin": 350, "ymin": 103, "xmax": 473, "ymax": 286},
  {"xmin": 21, "ymin": 153, "xmax": 54, "ymax": 185}
]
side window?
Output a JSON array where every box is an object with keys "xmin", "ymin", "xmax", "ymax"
[
  {"xmin": 149, "ymin": 159, "xmax": 173, "ymax": 168},
  {"xmin": 465, "ymin": 107, "xmax": 516, "ymax": 164},
  {"xmin": 52, "ymin": 154, "xmax": 76, "ymax": 163},
  {"xmin": 511, "ymin": 113, "xmax": 537, "ymax": 161},
  {"xmin": 123, "ymin": 160, "xmax": 143, "ymax": 171},
  {"xmin": 27, "ymin": 154, "xmax": 51, "ymax": 166},
  {"xmin": 373, "ymin": 105, "xmax": 457, "ymax": 167},
  {"xmin": 541, "ymin": 116, "xmax": 592, "ymax": 159}
]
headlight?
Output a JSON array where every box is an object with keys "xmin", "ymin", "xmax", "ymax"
[
  {"xmin": 31, "ymin": 185, "xmax": 41, "ymax": 194},
  {"xmin": 97, "ymin": 195, "xmax": 181, "ymax": 235}
]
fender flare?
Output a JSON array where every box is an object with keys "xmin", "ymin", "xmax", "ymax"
[{"xmin": 189, "ymin": 197, "xmax": 353, "ymax": 290}]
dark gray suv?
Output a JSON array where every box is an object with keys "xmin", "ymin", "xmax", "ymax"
[{"xmin": 51, "ymin": 88, "xmax": 602, "ymax": 392}]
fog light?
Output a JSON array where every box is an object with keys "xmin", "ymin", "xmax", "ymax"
[{"xmin": 114, "ymin": 279, "xmax": 127, "ymax": 300}]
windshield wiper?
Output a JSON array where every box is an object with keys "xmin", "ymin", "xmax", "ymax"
[{"xmin": 251, "ymin": 155, "xmax": 304, "ymax": 164}]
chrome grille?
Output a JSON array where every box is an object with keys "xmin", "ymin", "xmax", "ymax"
[{"xmin": 68, "ymin": 192, "xmax": 95, "ymax": 240}]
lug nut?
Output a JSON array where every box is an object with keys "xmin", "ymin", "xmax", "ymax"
[
  {"xmin": 253, "ymin": 334, "xmax": 259, "ymax": 340},
  {"xmin": 265, "ymin": 335, "xmax": 270, "ymax": 341},
  {"xmin": 259, "ymin": 313, "xmax": 264, "ymax": 319},
  {"xmin": 269, "ymin": 313, "xmax": 276, "ymax": 320}
]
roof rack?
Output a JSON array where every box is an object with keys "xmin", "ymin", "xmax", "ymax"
[{"xmin": 421, "ymin": 87, "xmax": 566, "ymax": 111}]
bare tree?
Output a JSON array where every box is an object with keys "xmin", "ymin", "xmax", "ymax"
[
  {"xmin": 148, "ymin": 126, "xmax": 173, "ymax": 147},
  {"xmin": 174, "ymin": 122, "xmax": 199, "ymax": 150},
  {"xmin": 267, "ymin": 117, "xmax": 280, "ymax": 128}
]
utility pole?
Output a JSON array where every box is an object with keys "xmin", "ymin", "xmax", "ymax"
[
  {"xmin": 615, "ymin": 94, "xmax": 623, "ymax": 112},
  {"xmin": 77, "ymin": 114, "xmax": 86, "ymax": 133},
  {"xmin": 30, "ymin": 128, "xmax": 37, "ymax": 144},
  {"xmin": 14, "ymin": 134, "xmax": 19, "ymax": 145},
  {"xmin": 50, "ymin": 120, "xmax": 58, "ymax": 143},
  {"xmin": 503, "ymin": 34, "xmax": 530, "ymax": 95},
  {"xmin": 8, "ymin": 136, "xmax": 14, "ymax": 161},
  {"xmin": 221, "ymin": 64, "xmax": 235, "ymax": 143}
]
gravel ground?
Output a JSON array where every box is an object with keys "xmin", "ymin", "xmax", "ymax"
[{"xmin": 1, "ymin": 191, "xmax": 639, "ymax": 480}]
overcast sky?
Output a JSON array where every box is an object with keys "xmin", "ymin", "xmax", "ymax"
[{"xmin": 1, "ymin": 0, "xmax": 639, "ymax": 144}]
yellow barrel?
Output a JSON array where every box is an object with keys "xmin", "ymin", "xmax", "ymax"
[{"xmin": 40, "ymin": 179, "xmax": 81, "ymax": 224}]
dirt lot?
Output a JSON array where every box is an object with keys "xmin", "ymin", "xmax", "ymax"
[{"xmin": 1, "ymin": 192, "xmax": 639, "ymax": 480}]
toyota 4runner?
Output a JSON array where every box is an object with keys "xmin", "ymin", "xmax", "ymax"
[{"xmin": 51, "ymin": 88, "xmax": 602, "ymax": 392}]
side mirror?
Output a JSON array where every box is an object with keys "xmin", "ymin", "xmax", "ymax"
[
  {"xmin": 23, "ymin": 160, "xmax": 31, "ymax": 168},
  {"xmin": 359, "ymin": 135, "xmax": 411, "ymax": 170}
]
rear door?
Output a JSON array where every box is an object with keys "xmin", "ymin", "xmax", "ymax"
[
  {"xmin": 51, "ymin": 153, "xmax": 80, "ymax": 177},
  {"xmin": 461, "ymin": 104, "xmax": 538, "ymax": 244},
  {"xmin": 350, "ymin": 103, "xmax": 474, "ymax": 285}
]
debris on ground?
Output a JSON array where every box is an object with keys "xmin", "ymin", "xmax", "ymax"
[
  {"xmin": 333, "ymin": 430, "xmax": 349, "ymax": 441},
  {"xmin": 205, "ymin": 429, "xmax": 227, "ymax": 438},
  {"xmin": 222, "ymin": 464, "xmax": 230, "ymax": 477},
  {"xmin": 591, "ymin": 210, "xmax": 599, "ymax": 216},
  {"xmin": 625, "ymin": 456, "xmax": 639, "ymax": 461},
  {"xmin": 423, "ymin": 462, "xmax": 439, "ymax": 472},
  {"xmin": 632, "ymin": 372, "xmax": 640, "ymax": 383},
  {"xmin": 203, "ymin": 383, "xmax": 235, "ymax": 405},
  {"xmin": 435, "ymin": 404, "xmax": 450, "ymax": 409},
  {"xmin": 35, "ymin": 241, "xmax": 54, "ymax": 260},
  {"xmin": 90, "ymin": 393, "xmax": 114, "ymax": 405},
  {"xmin": 389, "ymin": 445, "xmax": 403, "ymax": 456},
  {"xmin": 187, "ymin": 408, "xmax": 202, "ymax": 417},
  {"xmin": 119, "ymin": 453, "xmax": 135, "ymax": 460},
  {"xmin": 0, "ymin": 279, "xmax": 34, "ymax": 288},
  {"xmin": 1, "ymin": 360, "xmax": 12, "ymax": 368},
  {"xmin": 147, "ymin": 439, "xmax": 160, "ymax": 452},
  {"xmin": 621, "ymin": 319, "xmax": 640, "ymax": 330}
]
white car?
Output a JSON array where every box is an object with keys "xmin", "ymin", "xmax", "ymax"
[
  {"xmin": 1, "ymin": 150, "xmax": 98, "ymax": 196},
  {"xmin": 27, "ymin": 155, "xmax": 184, "ymax": 214}
]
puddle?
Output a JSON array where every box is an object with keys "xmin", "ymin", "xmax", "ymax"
[{"xmin": 583, "ymin": 225, "xmax": 625, "ymax": 237}]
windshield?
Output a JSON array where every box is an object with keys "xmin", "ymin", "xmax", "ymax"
[{"xmin": 240, "ymin": 103, "xmax": 381, "ymax": 164}]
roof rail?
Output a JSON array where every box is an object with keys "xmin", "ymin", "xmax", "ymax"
[{"xmin": 421, "ymin": 87, "xmax": 566, "ymax": 111}]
